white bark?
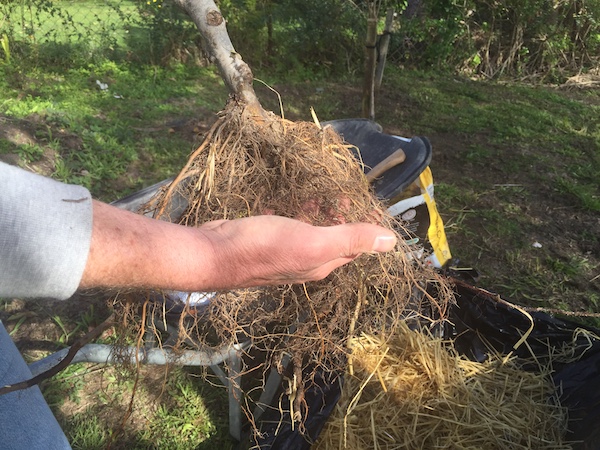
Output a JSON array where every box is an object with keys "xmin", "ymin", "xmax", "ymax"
[{"xmin": 172, "ymin": 0, "xmax": 259, "ymax": 107}]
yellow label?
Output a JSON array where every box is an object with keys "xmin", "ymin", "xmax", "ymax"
[{"xmin": 418, "ymin": 167, "xmax": 452, "ymax": 267}]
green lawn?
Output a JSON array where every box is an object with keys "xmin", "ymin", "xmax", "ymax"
[{"xmin": 2, "ymin": 0, "xmax": 139, "ymax": 47}]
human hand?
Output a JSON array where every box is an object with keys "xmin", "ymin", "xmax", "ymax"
[{"xmin": 197, "ymin": 215, "xmax": 397, "ymax": 289}]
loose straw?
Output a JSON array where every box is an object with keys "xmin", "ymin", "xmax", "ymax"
[{"xmin": 314, "ymin": 323, "xmax": 571, "ymax": 450}]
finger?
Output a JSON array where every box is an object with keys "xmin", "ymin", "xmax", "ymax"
[
  {"xmin": 326, "ymin": 223, "xmax": 397, "ymax": 258},
  {"xmin": 297, "ymin": 199, "xmax": 321, "ymax": 223},
  {"xmin": 302, "ymin": 225, "xmax": 396, "ymax": 281}
]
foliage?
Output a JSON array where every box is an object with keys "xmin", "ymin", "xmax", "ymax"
[
  {"xmin": 0, "ymin": 0, "xmax": 208, "ymax": 66},
  {"xmin": 220, "ymin": 0, "xmax": 365, "ymax": 78},
  {"xmin": 0, "ymin": 33, "xmax": 10, "ymax": 62},
  {"xmin": 391, "ymin": 0, "xmax": 600, "ymax": 79},
  {"xmin": 391, "ymin": 0, "xmax": 472, "ymax": 70},
  {"xmin": 3, "ymin": 0, "xmax": 598, "ymax": 79},
  {"xmin": 0, "ymin": 0, "xmax": 134, "ymax": 64},
  {"xmin": 131, "ymin": 0, "xmax": 204, "ymax": 65}
]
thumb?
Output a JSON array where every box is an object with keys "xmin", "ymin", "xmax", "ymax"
[
  {"xmin": 331, "ymin": 223, "xmax": 397, "ymax": 258},
  {"xmin": 308, "ymin": 224, "xmax": 397, "ymax": 279},
  {"xmin": 371, "ymin": 232, "xmax": 398, "ymax": 252}
]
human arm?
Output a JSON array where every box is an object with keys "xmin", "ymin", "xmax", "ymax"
[
  {"xmin": 80, "ymin": 200, "xmax": 397, "ymax": 292},
  {"xmin": 0, "ymin": 162, "xmax": 397, "ymax": 299}
]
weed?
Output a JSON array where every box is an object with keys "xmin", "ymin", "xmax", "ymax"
[
  {"xmin": 479, "ymin": 208, "xmax": 523, "ymax": 240},
  {"xmin": 464, "ymin": 144, "xmax": 492, "ymax": 165},
  {"xmin": 546, "ymin": 255, "xmax": 593, "ymax": 280},
  {"xmin": 7, "ymin": 314, "xmax": 27, "ymax": 336},
  {"xmin": 1, "ymin": 33, "xmax": 10, "ymax": 63},
  {"xmin": 52, "ymin": 315, "xmax": 79, "ymax": 345},
  {"xmin": 52, "ymin": 157, "xmax": 74, "ymax": 183},
  {"xmin": 42, "ymin": 363, "xmax": 87, "ymax": 407},
  {"xmin": 15, "ymin": 143, "xmax": 44, "ymax": 163},
  {"xmin": 77, "ymin": 304, "xmax": 100, "ymax": 330},
  {"xmin": 589, "ymin": 293, "xmax": 600, "ymax": 310},
  {"xmin": 556, "ymin": 178, "xmax": 600, "ymax": 212},
  {"xmin": 65, "ymin": 413, "xmax": 109, "ymax": 450}
]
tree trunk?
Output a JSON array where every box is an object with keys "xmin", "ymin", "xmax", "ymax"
[
  {"xmin": 172, "ymin": 0, "xmax": 260, "ymax": 109},
  {"xmin": 375, "ymin": 8, "xmax": 394, "ymax": 90},
  {"xmin": 362, "ymin": 0, "xmax": 377, "ymax": 119}
]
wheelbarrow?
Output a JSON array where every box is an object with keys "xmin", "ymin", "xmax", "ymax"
[{"xmin": 25, "ymin": 118, "xmax": 443, "ymax": 445}]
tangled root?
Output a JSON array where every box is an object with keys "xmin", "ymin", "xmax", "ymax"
[{"xmin": 127, "ymin": 99, "xmax": 453, "ymax": 433}]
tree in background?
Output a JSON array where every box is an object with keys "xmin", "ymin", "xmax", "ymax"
[
  {"xmin": 220, "ymin": 0, "xmax": 364, "ymax": 78},
  {"xmin": 392, "ymin": 0, "xmax": 600, "ymax": 79},
  {"xmin": 1, "ymin": 0, "xmax": 598, "ymax": 80}
]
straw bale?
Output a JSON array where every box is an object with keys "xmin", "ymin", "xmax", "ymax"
[{"xmin": 314, "ymin": 323, "xmax": 571, "ymax": 450}]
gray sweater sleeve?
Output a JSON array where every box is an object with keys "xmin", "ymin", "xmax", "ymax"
[{"xmin": 0, "ymin": 162, "xmax": 93, "ymax": 300}]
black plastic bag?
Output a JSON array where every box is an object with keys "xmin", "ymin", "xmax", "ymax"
[
  {"xmin": 253, "ymin": 278, "xmax": 600, "ymax": 450},
  {"xmin": 449, "ymin": 278, "xmax": 600, "ymax": 449}
]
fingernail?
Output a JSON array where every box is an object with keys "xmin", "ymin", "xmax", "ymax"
[{"xmin": 372, "ymin": 235, "xmax": 397, "ymax": 252}]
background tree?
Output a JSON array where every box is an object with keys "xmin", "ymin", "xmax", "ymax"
[{"xmin": 171, "ymin": 0, "xmax": 260, "ymax": 108}]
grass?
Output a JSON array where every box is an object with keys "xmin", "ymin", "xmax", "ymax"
[
  {"xmin": 366, "ymin": 70, "xmax": 599, "ymax": 312},
  {"xmin": 45, "ymin": 363, "xmax": 231, "ymax": 450},
  {"xmin": 1, "ymin": 19, "xmax": 599, "ymax": 449},
  {"xmin": 1, "ymin": 0, "xmax": 139, "ymax": 48},
  {"xmin": 0, "ymin": 60, "xmax": 226, "ymax": 199}
]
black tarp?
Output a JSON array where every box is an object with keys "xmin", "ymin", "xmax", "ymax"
[{"xmin": 251, "ymin": 277, "xmax": 600, "ymax": 450}]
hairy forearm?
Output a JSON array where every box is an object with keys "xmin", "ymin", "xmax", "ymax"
[
  {"xmin": 80, "ymin": 200, "xmax": 397, "ymax": 293},
  {"xmin": 80, "ymin": 201, "xmax": 217, "ymax": 292}
]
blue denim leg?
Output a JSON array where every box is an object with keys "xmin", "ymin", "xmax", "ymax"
[{"xmin": 0, "ymin": 320, "xmax": 71, "ymax": 450}]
